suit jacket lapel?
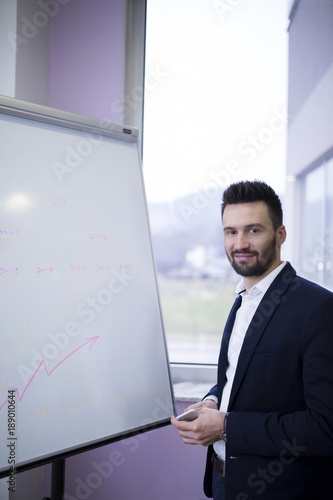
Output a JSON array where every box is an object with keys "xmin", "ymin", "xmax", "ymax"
[
  {"xmin": 227, "ymin": 262, "xmax": 296, "ymax": 409},
  {"xmin": 217, "ymin": 294, "xmax": 242, "ymax": 405}
]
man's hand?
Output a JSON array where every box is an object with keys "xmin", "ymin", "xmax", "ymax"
[{"xmin": 171, "ymin": 400, "xmax": 226, "ymax": 447}]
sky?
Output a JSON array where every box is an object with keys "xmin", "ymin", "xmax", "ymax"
[{"xmin": 143, "ymin": 0, "xmax": 289, "ymax": 203}]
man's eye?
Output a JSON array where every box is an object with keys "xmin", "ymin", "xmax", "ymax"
[{"xmin": 249, "ymin": 228, "xmax": 259, "ymax": 234}]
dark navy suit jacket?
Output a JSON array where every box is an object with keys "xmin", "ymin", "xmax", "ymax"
[{"xmin": 204, "ymin": 262, "xmax": 333, "ymax": 499}]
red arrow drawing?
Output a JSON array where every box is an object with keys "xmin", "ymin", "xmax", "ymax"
[{"xmin": 1, "ymin": 337, "xmax": 99, "ymax": 411}]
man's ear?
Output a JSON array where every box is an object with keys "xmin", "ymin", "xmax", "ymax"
[{"xmin": 277, "ymin": 225, "xmax": 287, "ymax": 246}]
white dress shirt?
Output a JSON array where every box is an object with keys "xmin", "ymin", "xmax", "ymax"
[{"xmin": 213, "ymin": 261, "xmax": 286, "ymax": 460}]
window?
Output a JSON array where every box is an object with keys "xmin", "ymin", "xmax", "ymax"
[
  {"xmin": 300, "ymin": 159, "xmax": 333, "ymax": 289},
  {"xmin": 286, "ymin": 0, "xmax": 333, "ymax": 290},
  {"xmin": 143, "ymin": 0, "xmax": 289, "ymax": 363},
  {"xmin": 327, "ymin": 160, "xmax": 333, "ymax": 288}
]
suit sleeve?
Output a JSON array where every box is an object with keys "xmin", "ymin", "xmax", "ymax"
[
  {"xmin": 203, "ymin": 385, "xmax": 218, "ymax": 402},
  {"xmin": 227, "ymin": 293, "xmax": 333, "ymax": 457}
]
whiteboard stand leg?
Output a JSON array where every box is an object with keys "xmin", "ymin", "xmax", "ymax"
[{"xmin": 50, "ymin": 458, "xmax": 66, "ymax": 500}]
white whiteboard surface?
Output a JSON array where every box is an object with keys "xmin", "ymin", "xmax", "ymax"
[{"xmin": 0, "ymin": 97, "xmax": 174, "ymax": 476}]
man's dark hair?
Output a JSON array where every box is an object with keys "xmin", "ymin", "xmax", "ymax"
[{"xmin": 221, "ymin": 180, "xmax": 283, "ymax": 230}]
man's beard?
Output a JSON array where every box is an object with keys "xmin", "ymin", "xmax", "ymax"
[{"xmin": 227, "ymin": 235, "xmax": 278, "ymax": 277}]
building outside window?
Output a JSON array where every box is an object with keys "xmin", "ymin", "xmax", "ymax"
[
  {"xmin": 286, "ymin": 0, "xmax": 333, "ymax": 295},
  {"xmin": 300, "ymin": 159, "xmax": 333, "ymax": 289}
]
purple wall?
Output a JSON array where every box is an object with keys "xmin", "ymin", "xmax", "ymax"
[
  {"xmin": 43, "ymin": 401, "xmax": 207, "ymax": 500},
  {"xmin": 64, "ymin": 401, "xmax": 207, "ymax": 500},
  {"xmin": 49, "ymin": 0, "xmax": 123, "ymax": 123}
]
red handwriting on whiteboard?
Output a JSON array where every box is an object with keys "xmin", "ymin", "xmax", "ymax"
[
  {"xmin": 118, "ymin": 264, "xmax": 133, "ymax": 271},
  {"xmin": 51, "ymin": 197, "xmax": 66, "ymax": 207},
  {"xmin": 96, "ymin": 263, "xmax": 110, "ymax": 273},
  {"xmin": 38, "ymin": 196, "xmax": 68, "ymax": 207},
  {"xmin": 70, "ymin": 263, "xmax": 87, "ymax": 273},
  {"xmin": 35, "ymin": 265, "xmax": 54, "ymax": 276},
  {"xmin": 0, "ymin": 228, "xmax": 24, "ymax": 240},
  {"xmin": 88, "ymin": 231, "xmax": 110, "ymax": 241},
  {"xmin": 0, "ymin": 264, "xmax": 19, "ymax": 277}
]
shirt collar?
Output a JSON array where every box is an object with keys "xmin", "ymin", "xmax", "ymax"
[{"xmin": 235, "ymin": 261, "xmax": 286, "ymax": 297}]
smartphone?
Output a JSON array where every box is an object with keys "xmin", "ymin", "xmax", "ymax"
[{"xmin": 175, "ymin": 409, "xmax": 200, "ymax": 421}]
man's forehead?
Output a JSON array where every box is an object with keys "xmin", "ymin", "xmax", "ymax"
[{"xmin": 222, "ymin": 201, "xmax": 271, "ymax": 226}]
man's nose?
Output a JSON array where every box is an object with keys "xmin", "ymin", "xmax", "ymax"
[{"xmin": 234, "ymin": 233, "xmax": 250, "ymax": 251}]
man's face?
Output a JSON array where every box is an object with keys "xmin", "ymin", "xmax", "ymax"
[{"xmin": 222, "ymin": 201, "xmax": 286, "ymax": 282}]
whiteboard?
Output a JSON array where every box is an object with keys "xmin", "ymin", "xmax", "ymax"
[{"xmin": 0, "ymin": 97, "xmax": 174, "ymax": 477}]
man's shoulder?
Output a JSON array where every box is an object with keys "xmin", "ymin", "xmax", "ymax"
[{"xmin": 278, "ymin": 262, "xmax": 333, "ymax": 300}]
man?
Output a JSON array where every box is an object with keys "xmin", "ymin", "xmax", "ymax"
[{"xmin": 171, "ymin": 180, "xmax": 333, "ymax": 499}]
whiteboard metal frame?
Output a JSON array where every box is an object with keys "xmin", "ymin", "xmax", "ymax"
[{"xmin": 0, "ymin": 95, "xmax": 139, "ymax": 142}]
